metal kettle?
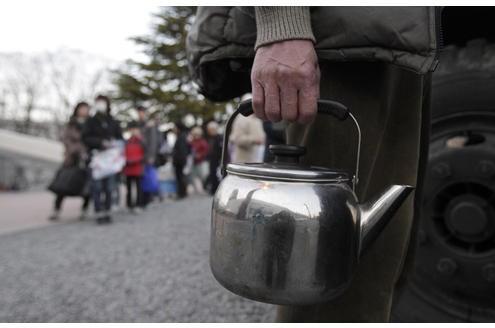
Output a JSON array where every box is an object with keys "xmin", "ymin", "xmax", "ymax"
[{"xmin": 210, "ymin": 99, "xmax": 414, "ymax": 305}]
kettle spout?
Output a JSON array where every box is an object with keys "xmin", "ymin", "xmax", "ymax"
[{"xmin": 358, "ymin": 185, "xmax": 414, "ymax": 259}]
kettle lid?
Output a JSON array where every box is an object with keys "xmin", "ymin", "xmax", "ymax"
[{"xmin": 226, "ymin": 144, "xmax": 350, "ymax": 183}]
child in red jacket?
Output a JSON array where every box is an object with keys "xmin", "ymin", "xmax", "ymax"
[
  {"xmin": 124, "ymin": 121, "xmax": 146, "ymax": 213},
  {"xmin": 188, "ymin": 126, "xmax": 209, "ymax": 193}
]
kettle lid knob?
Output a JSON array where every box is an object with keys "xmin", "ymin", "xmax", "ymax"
[{"xmin": 269, "ymin": 144, "xmax": 306, "ymax": 164}]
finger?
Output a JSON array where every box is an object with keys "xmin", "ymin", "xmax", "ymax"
[
  {"xmin": 297, "ymin": 62, "xmax": 320, "ymax": 124},
  {"xmin": 251, "ymin": 81, "xmax": 267, "ymax": 120},
  {"xmin": 297, "ymin": 85, "xmax": 319, "ymax": 125},
  {"xmin": 279, "ymin": 85, "xmax": 298, "ymax": 123},
  {"xmin": 264, "ymin": 83, "xmax": 281, "ymax": 122}
]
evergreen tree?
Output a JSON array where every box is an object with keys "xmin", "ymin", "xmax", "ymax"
[{"xmin": 113, "ymin": 6, "xmax": 231, "ymax": 125}]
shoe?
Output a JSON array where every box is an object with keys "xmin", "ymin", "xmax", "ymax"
[
  {"xmin": 96, "ymin": 212, "xmax": 109, "ymax": 225},
  {"xmin": 134, "ymin": 207, "xmax": 143, "ymax": 214},
  {"xmin": 97, "ymin": 215, "xmax": 113, "ymax": 224},
  {"xmin": 48, "ymin": 210, "xmax": 60, "ymax": 221}
]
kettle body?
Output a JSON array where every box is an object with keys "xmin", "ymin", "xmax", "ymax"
[
  {"xmin": 211, "ymin": 173, "xmax": 360, "ymax": 305},
  {"xmin": 210, "ymin": 99, "xmax": 414, "ymax": 305}
]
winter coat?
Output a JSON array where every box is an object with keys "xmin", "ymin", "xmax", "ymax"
[
  {"xmin": 186, "ymin": 6, "xmax": 440, "ymax": 101},
  {"xmin": 230, "ymin": 114, "xmax": 265, "ymax": 163},
  {"xmin": 173, "ymin": 131, "xmax": 191, "ymax": 167},
  {"xmin": 190, "ymin": 137, "xmax": 209, "ymax": 165},
  {"xmin": 82, "ymin": 113, "xmax": 123, "ymax": 151},
  {"xmin": 123, "ymin": 136, "xmax": 146, "ymax": 177},
  {"xmin": 207, "ymin": 134, "xmax": 223, "ymax": 168},
  {"xmin": 61, "ymin": 117, "xmax": 87, "ymax": 166},
  {"xmin": 138, "ymin": 119, "xmax": 160, "ymax": 163}
]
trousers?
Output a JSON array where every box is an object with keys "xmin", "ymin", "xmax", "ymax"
[
  {"xmin": 276, "ymin": 62, "xmax": 431, "ymax": 322},
  {"xmin": 174, "ymin": 163, "xmax": 187, "ymax": 198},
  {"xmin": 126, "ymin": 176, "xmax": 143, "ymax": 209},
  {"xmin": 54, "ymin": 194, "xmax": 90, "ymax": 211},
  {"xmin": 92, "ymin": 174, "xmax": 116, "ymax": 213}
]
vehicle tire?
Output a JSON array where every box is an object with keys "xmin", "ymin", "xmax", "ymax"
[{"xmin": 392, "ymin": 39, "xmax": 495, "ymax": 322}]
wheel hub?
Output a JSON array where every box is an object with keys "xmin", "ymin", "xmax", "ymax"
[
  {"xmin": 445, "ymin": 194, "xmax": 494, "ymax": 243},
  {"xmin": 425, "ymin": 124, "xmax": 495, "ymax": 256}
]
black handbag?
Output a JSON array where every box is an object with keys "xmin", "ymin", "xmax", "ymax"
[{"xmin": 48, "ymin": 164, "xmax": 88, "ymax": 196}]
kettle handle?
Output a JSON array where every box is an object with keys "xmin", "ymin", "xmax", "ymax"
[
  {"xmin": 238, "ymin": 99, "xmax": 350, "ymax": 120},
  {"xmin": 221, "ymin": 99, "xmax": 361, "ymax": 190}
]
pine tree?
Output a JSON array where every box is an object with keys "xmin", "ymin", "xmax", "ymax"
[{"xmin": 113, "ymin": 6, "xmax": 231, "ymax": 125}]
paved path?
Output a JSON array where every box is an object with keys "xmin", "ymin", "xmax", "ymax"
[{"xmin": 0, "ymin": 194, "xmax": 273, "ymax": 322}]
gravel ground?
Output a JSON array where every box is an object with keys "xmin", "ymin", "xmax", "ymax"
[{"xmin": 0, "ymin": 195, "xmax": 273, "ymax": 322}]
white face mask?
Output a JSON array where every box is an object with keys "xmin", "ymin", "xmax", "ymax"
[{"xmin": 94, "ymin": 101, "xmax": 107, "ymax": 113}]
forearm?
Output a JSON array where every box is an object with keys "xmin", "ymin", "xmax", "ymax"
[{"xmin": 254, "ymin": 6, "xmax": 315, "ymax": 50}]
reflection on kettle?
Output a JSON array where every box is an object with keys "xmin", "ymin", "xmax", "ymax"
[{"xmin": 260, "ymin": 210, "xmax": 295, "ymax": 290}]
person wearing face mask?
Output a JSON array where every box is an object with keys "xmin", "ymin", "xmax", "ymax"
[
  {"xmin": 82, "ymin": 95, "xmax": 123, "ymax": 224},
  {"xmin": 48, "ymin": 101, "xmax": 91, "ymax": 221}
]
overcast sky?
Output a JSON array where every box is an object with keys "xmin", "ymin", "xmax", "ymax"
[{"xmin": 0, "ymin": 2, "xmax": 158, "ymax": 62}]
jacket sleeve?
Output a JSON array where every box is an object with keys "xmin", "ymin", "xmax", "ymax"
[
  {"xmin": 114, "ymin": 120, "xmax": 123, "ymax": 140},
  {"xmin": 146, "ymin": 124, "xmax": 159, "ymax": 161},
  {"xmin": 254, "ymin": 7, "xmax": 315, "ymax": 49},
  {"xmin": 62, "ymin": 124, "xmax": 76, "ymax": 154}
]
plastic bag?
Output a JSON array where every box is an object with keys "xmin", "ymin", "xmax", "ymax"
[
  {"xmin": 90, "ymin": 143, "xmax": 125, "ymax": 180},
  {"xmin": 142, "ymin": 164, "xmax": 159, "ymax": 193}
]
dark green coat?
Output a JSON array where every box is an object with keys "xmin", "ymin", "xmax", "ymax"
[{"xmin": 186, "ymin": 7, "xmax": 440, "ymax": 101}]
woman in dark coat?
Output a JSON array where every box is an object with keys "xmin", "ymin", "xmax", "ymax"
[
  {"xmin": 49, "ymin": 102, "xmax": 91, "ymax": 221},
  {"xmin": 172, "ymin": 121, "xmax": 191, "ymax": 199}
]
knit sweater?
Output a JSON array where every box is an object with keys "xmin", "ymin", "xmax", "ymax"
[{"xmin": 254, "ymin": 7, "xmax": 315, "ymax": 49}]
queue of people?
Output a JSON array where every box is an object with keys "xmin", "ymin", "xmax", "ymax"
[{"xmin": 48, "ymin": 95, "xmax": 268, "ymax": 224}]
